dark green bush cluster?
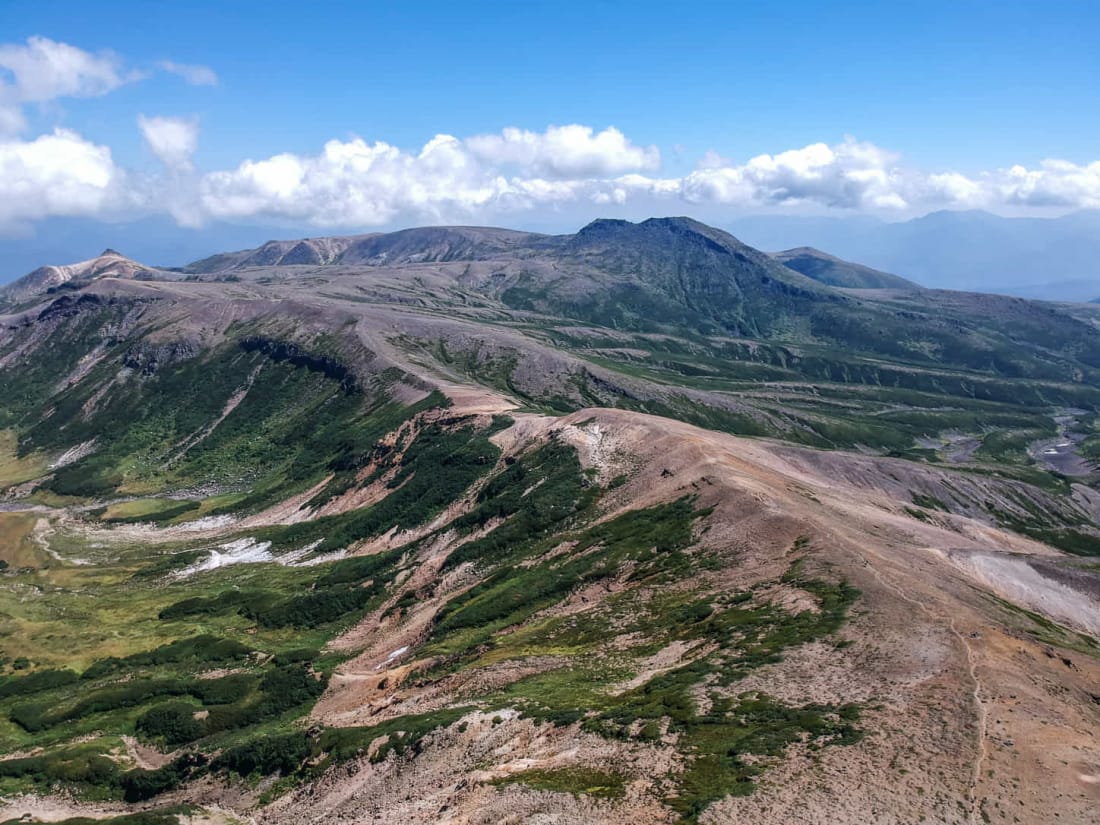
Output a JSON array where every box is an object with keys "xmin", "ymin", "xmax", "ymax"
[
  {"xmin": 435, "ymin": 498, "xmax": 702, "ymax": 638},
  {"xmin": 249, "ymin": 549, "xmax": 407, "ymax": 628},
  {"xmin": 159, "ymin": 550, "xmax": 405, "ymax": 631},
  {"xmin": 130, "ymin": 550, "xmax": 208, "ymax": 580},
  {"xmin": 100, "ymin": 500, "xmax": 200, "ymax": 524},
  {"xmin": 245, "ymin": 582, "xmax": 379, "ymax": 629},
  {"xmin": 82, "ymin": 635, "xmax": 253, "ymax": 680},
  {"xmin": 272, "ymin": 647, "xmax": 320, "ymax": 666},
  {"xmin": 189, "ymin": 673, "xmax": 254, "ymax": 705},
  {"xmin": 189, "ymin": 664, "xmax": 327, "ymax": 740},
  {"xmin": 12, "ymin": 660, "xmax": 327, "ymax": 755},
  {"xmin": 12, "ymin": 671, "xmax": 254, "ymax": 733},
  {"xmin": 268, "ymin": 420, "xmax": 501, "ymax": 556},
  {"xmin": 445, "ymin": 439, "xmax": 597, "ymax": 570},
  {"xmin": 120, "ymin": 753, "xmax": 208, "ymax": 802},
  {"xmin": 210, "ymin": 732, "xmax": 311, "ymax": 777},
  {"xmin": 158, "ymin": 589, "xmax": 276, "ymax": 621},
  {"xmin": 325, "ymin": 708, "xmax": 468, "ymax": 765},
  {"xmin": 135, "ymin": 703, "xmax": 205, "ymax": 746},
  {"xmin": 0, "ymin": 667, "xmax": 79, "ymax": 698},
  {"xmin": 316, "ymin": 548, "xmax": 403, "ymax": 586},
  {"xmin": 0, "ymin": 745, "xmax": 119, "ymax": 789},
  {"xmin": 41, "ymin": 813, "xmax": 187, "ymax": 825}
]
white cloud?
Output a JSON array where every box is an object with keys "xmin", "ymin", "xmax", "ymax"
[
  {"xmin": 0, "ymin": 104, "xmax": 24, "ymax": 135},
  {"xmin": 0, "ymin": 129, "xmax": 126, "ymax": 227},
  {"xmin": 0, "ymin": 37, "xmax": 1096, "ymax": 229},
  {"xmin": 997, "ymin": 160, "xmax": 1100, "ymax": 208},
  {"xmin": 0, "ymin": 37, "xmax": 220, "ymax": 138},
  {"xmin": 138, "ymin": 114, "xmax": 199, "ymax": 169},
  {"xmin": 194, "ymin": 125, "xmax": 658, "ymax": 227},
  {"xmin": 189, "ymin": 132, "xmax": 1100, "ymax": 227},
  {"xmin": 158, "ymin": 60, "xmax": 218, "ymax": 86},
  {"xmin": 0, "ymin": 36, "xmax": 132, "ymax": 135},
  {"xmin": 0, "ymin": 36, "xmax": 127, "ymax": 103},
  {"xmin": 696, "ymin": 150, "xmax": 732, "ymax": 170},
  {"xmin": 465, "ymin": 124, "xmax": 659, "ymax": 178},
  {"xmin": 681, "ymin": 139, "xmax": 908, "ymax": 210},
  {"xmin": 3, "ymin": 115, "xmax": 1100, "ymax": 232},
  {"xmin": 199, "ymin": 135, "xmax": 505, "ymax": 225}
]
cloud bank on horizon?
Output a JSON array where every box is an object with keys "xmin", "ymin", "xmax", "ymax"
[{"xmin": 1, "ymin": 36, "xmax": 1098, "ymax": 233}]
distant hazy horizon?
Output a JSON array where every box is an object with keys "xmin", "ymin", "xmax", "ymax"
[{"xmin": 4, "ymin": 208, "xmax": 1100, "ymax": 303}]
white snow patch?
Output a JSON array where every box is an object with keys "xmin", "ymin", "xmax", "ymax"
[
  {"xmin": 375, "ymin": 645, "xmax": 410, "ymax": 670},
  {"xmin": 280, "ymin": 540, "xmax": 348, "ymax": 567},
  {"xmin": 174, "ymin": 537, "xmax": 273, "ymax": 579},
  {"xmin": 170, "ymin": 537, "xmax": 348, "ymax": 579}
]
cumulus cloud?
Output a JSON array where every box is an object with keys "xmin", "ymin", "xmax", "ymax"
[
  {"xmin": 465, "ymin": 125, "xmax": 659, "ymax": 178},
  {"xmin": 188, "ymin": 131, "xmax": 975, "ymax": 229},
  {"xmin": 0, "ymin": 36, "xmax": 132, "ymax": 134},
  {"xmin": 158, "ymin": 60, "xmax": 218, "ymax": 86},
  {"xmin": 680, "ymin": 139, "xmax": 908, "ymax": 210},
  {"xmin": 3, "ymin": 116, "xmax": 1100, "ymax": 232},
  {"xmin": 0, "ymin": 37, "xmax": 1096, "ymax": 229},
  {"xmin": 187, "ymin": 132, "xmax": 1100, "ymax": 227},
  {"xmin": 0, "ymin": 129, "xmax": 126, "ymax": 227},
  {"xmin": 200, "ymin": 136, "xmax": 497, "ymax": 225},
  {"xmin": 997, "ymin": 160, "xmax": 1100, "ymax": 208},
  {"xmin": 138, "ymin": 114, "xmax": 199, "ymax": 169},
  {"xmin": 196, "ymin": 125, "xmax": 662, "ymax": 226}
]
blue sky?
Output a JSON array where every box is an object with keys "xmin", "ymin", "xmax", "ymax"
[{"xmin": 0, "ymin": 0, "xmax": 1098, "ymax": 248}]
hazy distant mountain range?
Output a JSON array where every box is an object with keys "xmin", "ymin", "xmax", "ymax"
[
  {"xmin": 730, "ymin": 209, "xmax": 1100, "ymax": 300},
  {"xmin": 770, "ymin": 247, "xmax": 919, "ymax": 290},
  {"xmin": 2, "ymin": 209, "xmax": 1099, "ymax": 301}
]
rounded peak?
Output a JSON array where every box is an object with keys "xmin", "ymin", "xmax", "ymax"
[
  {"xmin": 571, "ymin": 216, "xmax": 755, "ymax": 260},
  {"xmin": 775, "ymin": 246, "xmax": 838, "ymax": 260},
  {"xmin": 639, "ymin": 216, "xmax": 708, "ymax": 230},
  {"xmin": 578, "ymin": 218, "xmax": 633, "ymax": 231}
]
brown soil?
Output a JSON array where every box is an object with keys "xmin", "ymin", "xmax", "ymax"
[{"xmin": 269, "ymin": 406, "xmax": 1100, "ymax": 825}]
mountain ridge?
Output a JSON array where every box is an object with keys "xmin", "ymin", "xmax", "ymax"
[
  {"xmin": 730, "ymin": 208, "xmax": 1100, "ymax": 297},
  {"xmin": 772, "ymin": 246, "xmax": 919, "ymax": 289},
  {"xmin": 0, "ymin": 216, "xmax": 1099, "ymax": 823}
]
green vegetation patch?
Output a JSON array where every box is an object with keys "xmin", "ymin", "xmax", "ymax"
[
  {"xmin": 81, "ymin": 635, "xmax": 253, "ymax": 680},
  {"xmin": 264, "ymin": 417, "xmax": 504, "ymax": 556},
  {"xmin": 0, "ymin": 813, "xmax": 187, "ymax": 825},
  {"xmin": 96, "ymin": 499, "xmax": 201, "ymax": 524}
]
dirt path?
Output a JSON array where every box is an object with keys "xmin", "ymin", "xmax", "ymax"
[
  {"xmin": 121, "ymin": 735, "xmax": 173, "ymax": 771},
  {"xmin": 854, "ymin": 548, "xmax": 989, "ymax": 825}
]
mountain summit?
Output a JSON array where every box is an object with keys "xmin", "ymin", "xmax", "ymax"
[{"xmin": 0, "ymin": 249, "xmax": 167, "ymax": 303}]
